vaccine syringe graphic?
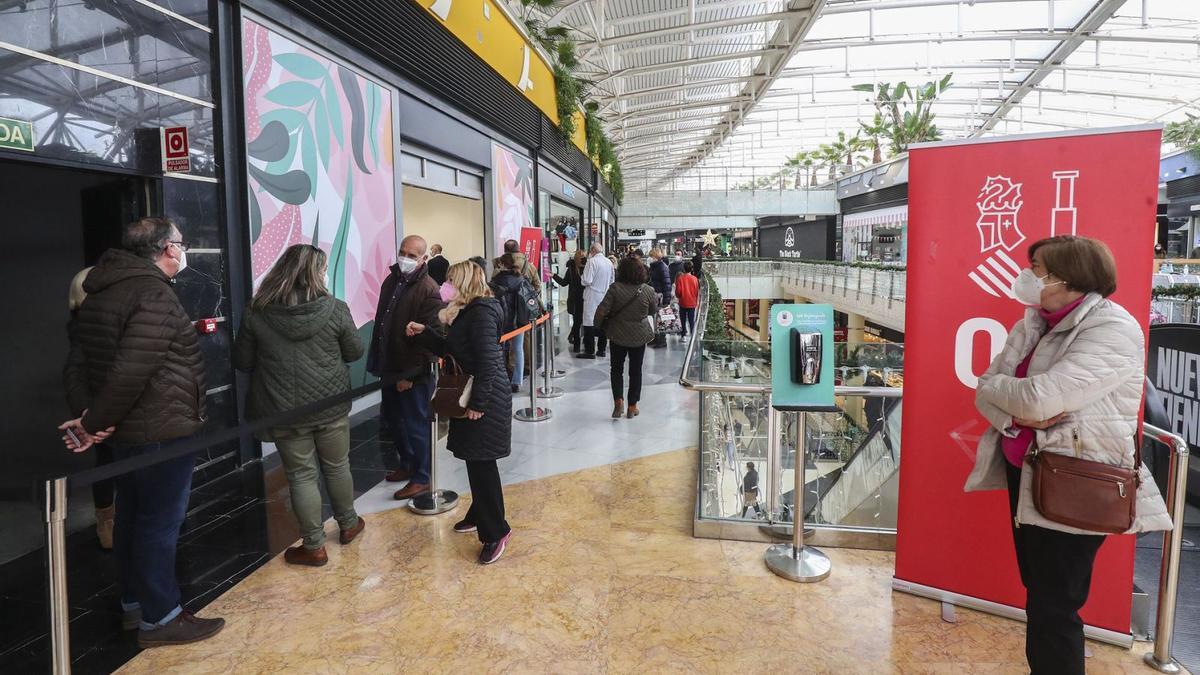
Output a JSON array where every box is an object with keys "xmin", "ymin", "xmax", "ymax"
[{"xmin": 1050, "ymin": 171, "xmax": 1079, "ymax": 236}]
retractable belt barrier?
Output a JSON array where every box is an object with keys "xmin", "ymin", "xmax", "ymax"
[{"xmin": 64, "ymin": 381, "xmax": 383, "ymax": 489}]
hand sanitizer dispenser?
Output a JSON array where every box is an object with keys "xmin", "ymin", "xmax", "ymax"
[{"xmin": 791, "ymin": 330, "xmax": 822, "ymax": 385}]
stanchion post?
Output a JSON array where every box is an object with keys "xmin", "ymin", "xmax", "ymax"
[
  {"xmin": 547, "ymin": 283, "xmax": 567, "ymax": 379},
  {"xmin": 764, "ymin": 412, "xmax": 832, "ymax": 582},
  {"xmin": 45, "ymin": 477, "xmax": 71, "ymax": 675},
  {"xmin": 1144, "ymin": 430, "xmax": 1189, "ymax": 673},
  {"xmin": 514, "ymin": 321, "xmax": 552, "ymax": 422},
  {"xmin": 538, "ymin": 307, "xmax": 564, "ymax": 399},
  {"xmin": 411, "ymin": 363, "xmax": 459, "ymax": 515}
]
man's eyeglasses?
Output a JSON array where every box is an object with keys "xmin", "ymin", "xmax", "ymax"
[{"xmin": 166, "ymin": 240, "xmax": 191, "ymax": 252}]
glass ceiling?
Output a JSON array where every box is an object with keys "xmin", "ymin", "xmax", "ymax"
[{"xmin": 532, "ymin": 0, "xmax": 1200, "ymax": 192}]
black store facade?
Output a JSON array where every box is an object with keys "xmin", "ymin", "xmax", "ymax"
[
  {"xmin": 0, "ymin": 1, "xmax": 615, "ymax": 670},
  {"xmin": 756, "ymin": 215, "xmax": 836, "ymax": 260}
]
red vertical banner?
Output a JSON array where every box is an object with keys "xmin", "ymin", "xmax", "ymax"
[
  {"xmin": 520, "ymin": 227, "xmax": 543, "ymax": 272},
  {"xmin": 896, "ymin": 127, "xmax": 1161, "ymax": 635}
]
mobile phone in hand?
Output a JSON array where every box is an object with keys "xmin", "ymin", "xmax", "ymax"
[{"xmin": 65, "ymin": 427, "xmax": 83, "ymax": 448}]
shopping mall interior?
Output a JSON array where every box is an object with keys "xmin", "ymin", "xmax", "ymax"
[{"xmin": 2, "ymin": 0, "xmax": 1200, "ymax": 672}]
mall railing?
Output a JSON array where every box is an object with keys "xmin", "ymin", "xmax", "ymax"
[
  {"xmin": 679, "ymin": 272, "xmax": 1190, "ymax": 668},
  {"xmin": 679, "ymin": 275, "xmax": 903, "ymax": 551}
]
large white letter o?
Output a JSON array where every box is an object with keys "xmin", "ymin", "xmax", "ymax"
[{"xmin": 954, "ymin": 318, "xmax": 1008, "ymax": 389}]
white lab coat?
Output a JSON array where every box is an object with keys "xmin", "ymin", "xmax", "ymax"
[{"xmin": 580, "ymin": 254, "xmax": 615, "ymax": 328}]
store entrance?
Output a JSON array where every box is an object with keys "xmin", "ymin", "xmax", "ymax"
[
  {"xmin": 402, "ymin": 184, "xmax": 485, "ymax": 263},
  {"xmin": 0, "ymin": 159, "xmax": 153, "ymax": 561}
]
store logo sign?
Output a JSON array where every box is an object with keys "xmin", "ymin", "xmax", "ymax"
[
  {"xmin": 562, "ymin": 183, "xmax": 575, "ymax": 198},
  {"xmin": 0, "ymin": 117, "xmax": 34, "ymax": 152},
  {"xmin": 784, "ymin": 227, "xmax": 795, "ymax": 247}
]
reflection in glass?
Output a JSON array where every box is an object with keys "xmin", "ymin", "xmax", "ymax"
[{"xmin": 0, "ymin": 0, "xmax": 215, "ymax": 174}]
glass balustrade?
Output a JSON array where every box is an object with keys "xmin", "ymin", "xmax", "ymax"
[{"xmin": 682, "ymin": 267, "xmax": 903, "ymax": 549}]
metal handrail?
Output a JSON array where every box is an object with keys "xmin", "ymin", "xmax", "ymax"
[
  {"xmin": 677, "ymin": 272, "xmax": 902, "ymax": 398},
  {"xmin": 1142, "ymin": 422, "xmax": 1189, "ymax": 674}
]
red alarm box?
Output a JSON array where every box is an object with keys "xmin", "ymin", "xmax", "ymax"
[{"xmin": 196, "ymin": 318, "xmax": 218, "ymax": 334}]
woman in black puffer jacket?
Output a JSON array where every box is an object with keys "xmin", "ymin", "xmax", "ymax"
[{"xmin": 407, "ymin": 261, "xmax": 513, "ymax": 565}]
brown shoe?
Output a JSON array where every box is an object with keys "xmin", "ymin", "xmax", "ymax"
[
  {"xmin": 627, "ymin": 404, "xmax": 640, "ymax": 419},
  {"xmin": 136, "ymin": 611, "xmax": 225, "ymax": 648},
  {"xmin": 385, "ymin": 469, "xmax": 412, "ymax": 483},
  {"xmin": 284, "ymin": 544, "xmax": 328, "ymax": 567},
  {"xmin": 393, "ymin": 483, "xmax": 430, "ymax": 500},
  {"xmin": 95, "ymin": 505, "xmax": 115, "ymax": 551},
  {"xmin": 339, "ymin": 517, "xmax": 366, "ymax": 545},
  {"xmin": 612, "ymin": 399, "xmax": 625, "ymax": 419}
]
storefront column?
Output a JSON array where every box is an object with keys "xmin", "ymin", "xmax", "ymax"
[
  {"xmin": 847, "ymin": 312, "xmax": 866, "ymax": 347},
  {"xmin": 759, "ymin": 299, "xmax": 772, "ymax": 341},
  {"xmin": 845, "ymin": 312, "xmax": 868, "ymax": 426}
]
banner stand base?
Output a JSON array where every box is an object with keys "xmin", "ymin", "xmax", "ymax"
[{"xmin": 891, "ymin": 578, "xmax": 1134, "ymax": 649}]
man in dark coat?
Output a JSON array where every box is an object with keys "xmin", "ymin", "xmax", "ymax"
[
  {"xmin": 426, "ymin": 244, "xmax": 449, "ymax": 286},
  {"xmin": 647, "ymin": 249, "xmax": 672, "ymax": 348},
  {"xmin": 691, "ymin": 245, "xmax": 708, "ymax": 280},
  {"xmin": 367, "ymin": 234, "xmax": 443, "ymax": 500},
  {"xmin": 668, "ymin": 250, "xmax": 685, "ymax": 284},
  {"xmin": 61, "ymin": 217, "xmax": 225, "ymax": 647}
]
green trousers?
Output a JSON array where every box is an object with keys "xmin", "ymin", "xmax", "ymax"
[{"xmin": 272, "ymin": 417, "xmax": 358, "ymax": 549}]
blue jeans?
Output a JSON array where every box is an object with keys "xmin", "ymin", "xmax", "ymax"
[
  {"xmin": 510, "ymin": 332, "xmax": 525, "ymax": 388},
  {"xmin": 381, "ymin": 379, "xmax": 433, "ymax": 485},
  {"xmin": 112, "ymin": 438, "xmax": 196, "ymax": 629}
]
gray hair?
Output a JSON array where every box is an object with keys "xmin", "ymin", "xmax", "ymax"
[
  {"xmin": 589, "ymin": 242, "xmax": 604, "ymax": 255},
  {"xmin": 122, "ymin": 217, "xmax": 176, "ymax": 260}
]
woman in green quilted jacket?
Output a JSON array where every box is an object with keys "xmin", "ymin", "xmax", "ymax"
[{"xmin": 233, "ymin": 244, "xmax": 365, "ymax": 567}]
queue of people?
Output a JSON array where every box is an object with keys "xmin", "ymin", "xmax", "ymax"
[{"xmin": 56, "ymin": 218, "xmax": 677, "ymax": 649}]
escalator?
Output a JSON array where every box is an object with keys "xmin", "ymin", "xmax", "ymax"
[{"xmin": 777, "ymin": 400, "xmax": 902, "ymax": 528}]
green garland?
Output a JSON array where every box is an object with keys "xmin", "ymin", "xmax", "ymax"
[
  {"xmin": 534, "ymin": 21, "xmax": 624, "ymax": 205},
  {"xmin": 1153, "ymin": 285, "xmax": 1200, "ymax": 300},
  {"xmin": 552, "ymin": 62, "xmax": 581, "ymax": 142}
]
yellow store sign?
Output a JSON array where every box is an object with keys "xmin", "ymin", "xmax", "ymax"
[{"xmin": 415, "ymin": 0, "xmax": 588, "ymax": 155}]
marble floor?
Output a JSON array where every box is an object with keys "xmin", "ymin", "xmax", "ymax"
[
  {"xmin": 352, "ymin": 336, "xmax": 699, "ymax": 516},
  {"xmin": 119, "ymin": 447, "xmax": 1163, "ymax": 675}
]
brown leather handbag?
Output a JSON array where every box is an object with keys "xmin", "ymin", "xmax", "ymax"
[
  {"xmin": 1026, "ymin": 429, "xmax": 1139, "ymax": 534},
  {"xmin": 431, "ymin": 356, "xmax": 473, "ymax": 420}
]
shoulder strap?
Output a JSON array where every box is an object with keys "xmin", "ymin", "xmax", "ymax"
[{"xmin": 610, "ymin": 287, "xmax": 642, "ymax": 321}]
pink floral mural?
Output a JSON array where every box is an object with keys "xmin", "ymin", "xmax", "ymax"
[
  {"xmin": 492, "ymin": 142, "xmax": 535, "ymax": 253},
  {"xmin": 241, "ymin": 18, "xmax": 396, "ymax": 329}
]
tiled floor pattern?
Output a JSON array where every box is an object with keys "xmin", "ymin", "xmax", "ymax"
[{"xmin": 120, "ymin": 448, "xmax": 1163, "ymax": 674}]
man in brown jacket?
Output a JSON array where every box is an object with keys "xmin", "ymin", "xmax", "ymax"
[
  {"xmin": 367, "ymin": 234, "xmax": 443, "ymax": 500},
  {"xmin": 60, "ymin": 217, "xmax": 225, "ymax": 648}
]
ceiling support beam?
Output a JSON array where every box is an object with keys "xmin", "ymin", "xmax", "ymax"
[
  {"xmin": 972, "ymin": 0, "xmax": 1130, "ymax": 136},
  {"xmin": 573, "ymin": 9, "xmax": 810, "ymax": 50},
  {"xmin": 654, "ymin": 0, "xmax": 829, "ymax": 190}
]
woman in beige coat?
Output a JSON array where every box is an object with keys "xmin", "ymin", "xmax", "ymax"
[{"xmin": 967, "ymin": 236, "xmax": 1170, "ymax": 674}]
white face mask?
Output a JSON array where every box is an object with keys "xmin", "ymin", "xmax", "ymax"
[
  {"xmin": 674, "ymin": 255, "xmax": 683, "ymax": 262},
  {"xmin": 396, "ymin": 256, "xmax": 419, "ymax": 275},
  {"xmin": 1011, "ymin": 268, "xmax": 1063, "ymax": 306}
]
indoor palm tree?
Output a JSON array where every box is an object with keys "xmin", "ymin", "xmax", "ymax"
[
  {"xmin": 853, "ymin": 73, "xmax": 953, "ymax": 154},
  {"xmin": 859, "ymin": 113, "xmax": 890, "ymax": 164},
  {"xmin": 1165, "ymin": 113, "xmax": 1200, "ymax": 154}
]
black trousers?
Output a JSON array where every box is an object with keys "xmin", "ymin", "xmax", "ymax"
[
  {"xmin": 583, "ymin": 326, "xmax": 607, "ymax": 355},
  {"xmin": 1005, "ymin": 462, "xmax": 1105, "ymax": 675},
  {"xmin": 610, "ymin": 344, "xmax": 646, "ymax": 405},
  {"xmin": 568, "ymin": 307, "xmax": 583, "ymax": 347},
  {"xmin": 465, "ymin": 459, "xmax": 510, "ymax": 544}
]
